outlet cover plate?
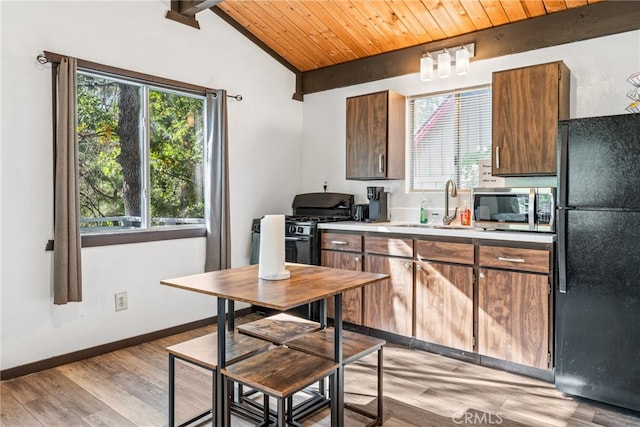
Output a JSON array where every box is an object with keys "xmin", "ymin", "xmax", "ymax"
[{"xmin": 115, "ymin": 292, "xmax": 128, "ymax": 311}]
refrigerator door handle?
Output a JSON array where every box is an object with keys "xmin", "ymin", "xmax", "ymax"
[
  {"xmin": 558, "ymin": 123, "xmax": 569, "ymax": 207},
  {"xmin": 558, "ymin": 208, "xmax": 567, "ymax": 293}
]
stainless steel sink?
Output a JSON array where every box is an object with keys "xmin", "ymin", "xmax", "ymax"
[
  {"xmin": 393, "ymin": 223, "xmax": 484, "ymax": 231},
  {"xmin": 393, "ymin": 224, "xmax": 435, "ymax": 228}
]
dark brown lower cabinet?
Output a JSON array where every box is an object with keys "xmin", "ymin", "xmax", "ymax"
[
  {"xmin": 363, "ymin": 254, "xmax": 413, "ymax": 337},
  {"xmin": 415, "ymin": 262, "xmax": 474, "ymax": 351},
  {"xmin": 478, "ymin": 269, "xmax": 549, "ymax": 369},
  {"xmin": 321, "ymin": 250, "xmax": 362, "ymax": 325}
]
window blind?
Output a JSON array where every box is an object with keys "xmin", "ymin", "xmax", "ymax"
[{"xmin": 408, "ymin": 86, "xmax": 492, "ymax": 191}]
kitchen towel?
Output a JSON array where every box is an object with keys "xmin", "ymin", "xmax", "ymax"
[{"xmin": 258, "ymin": 215, "xmax": 290, "ymax": 280}]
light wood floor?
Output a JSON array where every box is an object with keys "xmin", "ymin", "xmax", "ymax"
[{"xmin": 2, "ymin": 313, "xmax": 639, "ymax": 427}]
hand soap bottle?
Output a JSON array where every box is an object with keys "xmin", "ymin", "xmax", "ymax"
[{"xmin": 420, "ymin": 200, "xmax": 428, "ymax": 224}]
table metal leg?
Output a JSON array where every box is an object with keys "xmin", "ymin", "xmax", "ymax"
[
  {"xmin": 227, "ymin": 300, "xmax": 235, "ymax": 331},
  {"xmin": 334, "ymin": 293, "xmax": 344, "ymax": 427},
  {"xmin": 216, "ymin": 297, "xmax": 227, "ymax": 427},
  {"xmin": 319, "ymin": 298, "xmax": 327, "ymax": 329}
]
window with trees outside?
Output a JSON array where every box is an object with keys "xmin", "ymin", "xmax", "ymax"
[
  {"xmin": 77, "ymin": 71, "xmax": 205, "ymax": 233},
  {"xmin": 408, "ymin": 86, "xmax": 492, "ymax": 191}
]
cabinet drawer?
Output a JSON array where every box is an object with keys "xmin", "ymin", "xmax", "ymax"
[
  {"xmin": 321, "ymin": 232, "xmax": 362, "ymax": 252},
  {"xmin": 479, "ymin": 246, "xmax": 549, "ymax": 273},
  {"xmin": 415, "ymin": 240, "xmax": 474, "ymax": 265},
  {"xmin": 365, "ymin": 235, "xmax": 413, "ymax": 257}
]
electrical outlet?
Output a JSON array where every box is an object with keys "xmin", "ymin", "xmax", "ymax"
[{"xmin": 115, "ymin": 292, "xmax": 128, "ymax": 311}]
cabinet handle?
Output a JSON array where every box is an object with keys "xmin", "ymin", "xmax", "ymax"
[
  {"xmin": 378, "ymin": 154, "xmax": 385, "ymax": 173},
  {"xmin": 415, "ymin": 264, "xmax": 422, "ymax": 270},
  {"xmin": 498, "ymin": 256, "xmax": 525, "ymax": 263},
  {"xmin": 331, "ymin": 240, "xmax": 348, "ymax": 245},
  {"xmin": 404, "ymin": 262, "xmax": 411, "ymax": 270},
  {"xmin": 354, "ymin": 256, "xmax": 360, "ymax": 262},
  {"xmin": 495, "ymin": 146, "xmax": 500, "ymax": 169},
  {"xmin": 480, "ymin": 271, "xmax": 486, "ymax": 279}
]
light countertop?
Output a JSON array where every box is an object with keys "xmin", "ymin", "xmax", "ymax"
[{"xmin": 318, "ymin": 221, "xmax": 555, "ymax": 244}]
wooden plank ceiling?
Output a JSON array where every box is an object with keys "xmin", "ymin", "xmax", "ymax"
[
  {"xmin": 168, "ymin": 0, "xmax": 640, "ymax": 97},
  {"xmin": 213, "ymin": 0, "xmax": 603, "ymax": 73}
]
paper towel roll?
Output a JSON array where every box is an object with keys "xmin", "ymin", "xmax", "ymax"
[{"xmin": 258, "ymin": 215, "xmax": 291, "ymax": 280}]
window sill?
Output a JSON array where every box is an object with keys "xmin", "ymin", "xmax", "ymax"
[{"xmin": 45, "ymin": 226, "xmax": 206, "ymax": 251}]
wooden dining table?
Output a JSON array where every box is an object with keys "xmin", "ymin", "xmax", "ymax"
[{"xmin": 160, "ymin": 262, "xmax": 389, "ymax": 427}]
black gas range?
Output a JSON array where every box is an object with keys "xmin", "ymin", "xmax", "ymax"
[{"xmin": 250, "ymin": 193, "xmax": 354, "ymax": 266}]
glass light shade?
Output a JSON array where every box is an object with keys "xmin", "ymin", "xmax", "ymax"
[
  {"xmin": 420, "ymin": 55, "xmax": 434, "ymax": 81},
  {"xmin": 437, "ymin": 50, "xmax": 451, "ymax": 78},
  {"xmin": 456, "ymin": 47, "xmax": 470, "ymax": 75}
]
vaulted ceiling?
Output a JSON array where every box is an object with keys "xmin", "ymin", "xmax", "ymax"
[
  {"xmin": 166, "ymin": 1, "xmax": 640, "ymax": 99},
  {"xmin": 214, "ymin": 0, "xmax": 603, "ymax": 72}
]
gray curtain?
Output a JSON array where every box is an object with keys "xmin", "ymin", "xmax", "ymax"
[
  {"xmin": 53, "ymin": 57, "xmax": 82, "ymax": 304},
  {"xmin": 204, "ymin": 90, "xmax": 231, "ymax": 272}
]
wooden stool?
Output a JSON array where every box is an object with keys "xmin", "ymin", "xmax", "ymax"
[
  {"xmin": 222, "ymin": 346, "xmax": 338, "ymax": 427},
  {"xmin": 236, "ymin": 312, "xmax": 321, "ymax": 344},
  {"xmin": 236, "ymin": 312, "xmax": 325, "ymax": 412},
  {"xmin": 287, "ymin": 328, "xmax": 386, "ymax": 426},
  {"xmin": 166, "ymin": 332, "xmax": 273, "ymax": 427}
]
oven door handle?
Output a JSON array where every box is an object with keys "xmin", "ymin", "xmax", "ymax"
[{"xmin": 285, "ymin": 236, "xmax": 309, "ymax": 242}]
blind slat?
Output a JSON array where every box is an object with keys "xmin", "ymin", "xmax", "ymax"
[{"xmin": 409, "ymin": 86, "xmax": 492, "ymax": 190}]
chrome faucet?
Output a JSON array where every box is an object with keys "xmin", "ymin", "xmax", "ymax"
[{"xmin": 443, "ymin": 178, "xmax": 458, "ymax": 225}]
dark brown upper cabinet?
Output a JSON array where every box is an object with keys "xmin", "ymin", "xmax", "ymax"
[
  {"xmin": 492, "ymin": 61, "xmax": 570, "ymax": 176},
  {"xmin": 346, "ymin": 90, "xmax": 405, "ymax": 180}
]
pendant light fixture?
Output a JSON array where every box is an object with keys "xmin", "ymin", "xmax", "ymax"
[
  {"xmin": 419, "ymin": 43, "xmax": 475, "ymax": 81},
  {"xmin": 456, "ymin": 45, "xmax": 470, "ymax": 75},
  {"xmin": 437, "ymin": 49, "xmax": 451, "ymax": 78},
  {"xmin": 420, "ymin": 54, "xmax": 434, "ymax": 81}
]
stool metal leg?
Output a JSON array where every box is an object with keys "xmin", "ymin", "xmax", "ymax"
[
  {"xmin": 169, "ymin": 354, "xmax": 175, "ymax": 427},
  {"xmin": 263, "ymin": 393, "xmax": 270, "ymax": 425},
  {"xmin": 287, "ymin": 396, "xmax": 293, "ymax": 423},
  {"xmin": 377, "ymin": 347, "xmax": 383, "ymax": 426},
  {"xmin": 340, "ymin": 345, "xmax": 385, "ymax": 427},
  {"xmin": 277, "ymin": 397, "xmax": 285, "ymax": 427},
  {"xmin": 212, "ymin": 368, "xmax": 217, "ymax": 427}
]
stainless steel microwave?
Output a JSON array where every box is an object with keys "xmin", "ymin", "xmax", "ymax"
[{"xmin": 471, "ymin": 187, "xmax": 555, "ymax": 232}]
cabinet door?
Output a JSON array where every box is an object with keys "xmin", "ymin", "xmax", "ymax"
[
  {"xmin": 364, "ymin": 254, "xmax": 413, "ymax": 337},
  {"xmin": 346, "ymin": 91, "xmax": 388, "ymax": 179},
  {"xmin": 492, "ymin": 62, "xmax": 564, "ymax": 176},
  {"xmin": 321, "ymin": 250, "xmax": 363, "ymax": 325},
  {"xmin": 478, "ymin": 269, "xmax": 549, "ymax": 369},
  {"xmin": 415, "ymin": 262, "xmax": 473, "ymax": 351}
]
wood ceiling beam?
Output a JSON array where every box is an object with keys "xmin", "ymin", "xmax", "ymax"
[
  {"xmin": 300, "ymin": 1, "xmax": 640, "ymax": 96},
  {"xmin": 179, "ymin": 0, "xmax": 223, "ymax": 16},
  {"xmin": 166, "ymin": 0, "xmax": 223, "ymax": 30}
]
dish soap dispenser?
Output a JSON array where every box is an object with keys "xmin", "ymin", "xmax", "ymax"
[{"xmin": 420, "ymin": 199, "xmax": 428, "ymax": 224}]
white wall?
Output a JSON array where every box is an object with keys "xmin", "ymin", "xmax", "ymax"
[
  {"xmin": 0, "ymin": 1, "xmax": 303, "ymax": 370},
  {"xmin": 301, "ymin": 30, "xmax": 640, "ymax": 223}
]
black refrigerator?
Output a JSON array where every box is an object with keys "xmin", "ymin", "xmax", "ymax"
[{"xmin": 556, "ymin": 113, "xmax": 640, "ymax": 412}]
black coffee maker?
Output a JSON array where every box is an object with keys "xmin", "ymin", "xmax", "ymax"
[{"xmin": 366, "ymin": 186, "xmax": 388, "ymax": 222}]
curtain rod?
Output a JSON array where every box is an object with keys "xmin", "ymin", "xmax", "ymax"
[{"xmin": 37, "ymin": 53, "xmax": 242, "ymax": 101}]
